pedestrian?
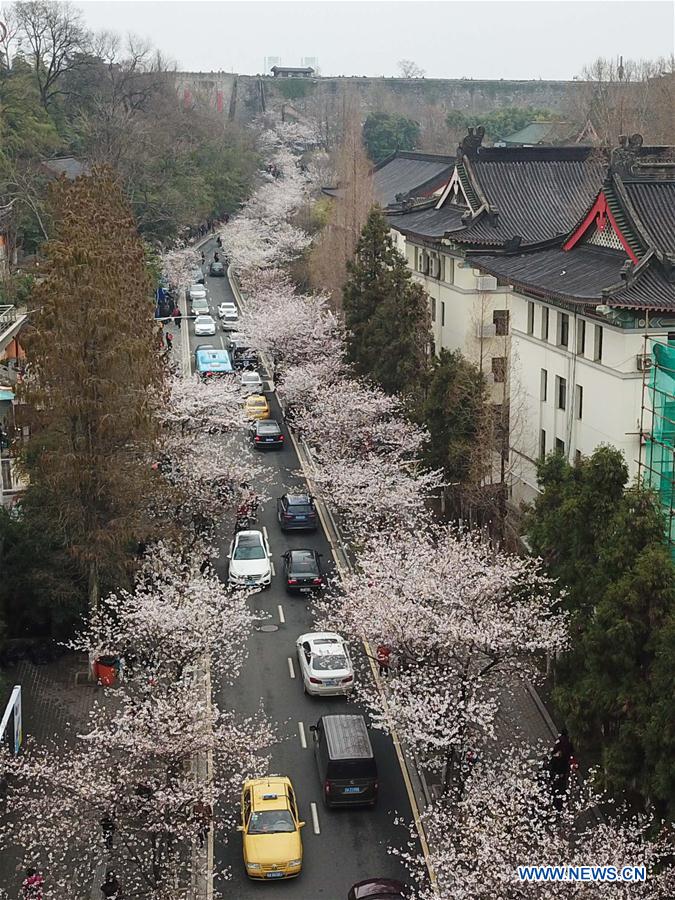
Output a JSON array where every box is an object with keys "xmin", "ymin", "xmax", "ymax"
[
  {"xmin": 548, "ymin": 748, "xmax": 570, "ymax": 811},
  {"xmin": 216, "ymin": 235, "xmax": 222, "ymax": 248},
  {"xmin": 376, "ymin": 644, "xmax": 391, "ymax": 677},
  {"xmin": 201, "ymin": 250, "xmax": 205, "ymax": 264},
  {"xmin": 214, "ymin": 251, "xmax": 220, "ymax": 263},
  {"xmin": 193, "ymin": 799, "xmax": 213, "ymax": 848},
  {"xmin": 101, "ymin": 810, "xmax": 115, "ymax": 851},
  {"xmin": 224, "ymin": 214, "xmax": 230, "ymax": 225},
  {"xmin": 22, "ymin": 869, "xmax": 44, "ymax": 900},
  {"xmin": 165, "ymin": 331, "xmax": 174, "ymax": 351},
  {"xmin": 172, "ymin": 305, "xmax": 182, "ymax": 329},
  {"xmin": 553, "ymin": 728, "xmax": 577, "ymax": 769},
  {"xmin": 100, "ymin": 870, "xmax": 121, "ymax": 900}
]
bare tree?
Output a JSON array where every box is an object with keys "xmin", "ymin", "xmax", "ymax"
[
  {"xmin": 11, "ymin": 0, "xmax": 89, "ymax": 108},
  {"xmin": 398, "ymin": 59, "xmax": 426, "ymax": 79},
  {"xmin": 308, "ymin": 93, "xmax": 374, "ymax": 310}
]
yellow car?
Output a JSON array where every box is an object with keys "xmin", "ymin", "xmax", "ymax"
[
  {"xmin": 238, "ymin": 776, "xmax": 305, "ymax": 879},
  {"xmin": 244, "ymin": 394, "xmax": 270, "ymax": 420}
]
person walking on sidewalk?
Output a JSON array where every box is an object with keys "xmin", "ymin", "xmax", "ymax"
[
  {"xmin": 165, "ymin": 331, "xmax": 174, "ymax": 351},
  {"xmin": 171, "ymin": 304, "xmax": 182, "ymax": 328},
  {"xmin": 22, "ymin": 869, "xmax": 44, "ymax": 900},
  {"xmin": 100, "ymin": 870, "xmax": 121, "ymax": 899},
  {"xmin": 193, "ymin": 798, "xmax": 213, "ymax": 848},
  {"xmin": 101, "ymin": 810, "xmax": 115, "ymax": 851}
]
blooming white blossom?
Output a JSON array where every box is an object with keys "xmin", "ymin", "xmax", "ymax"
[{"xmin": 161, "ymin": 246, "xmax": 202, "ymax": 293}]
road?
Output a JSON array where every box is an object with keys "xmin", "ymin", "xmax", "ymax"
[{"xmin": 187, "ymin": 240, "xmax": 418, "ymax": 899}]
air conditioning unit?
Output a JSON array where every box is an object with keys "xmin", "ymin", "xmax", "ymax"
[
  {"xmin": 477, "ymin": 275, "xmax": 498, "ymax": 292},
  {"xmin": 636, "ymin": 353, "xmax": 653, "ymax": 371},
  {"xmin": 476, "ymin": 323, "xmax": 497, "ymax": 338}
]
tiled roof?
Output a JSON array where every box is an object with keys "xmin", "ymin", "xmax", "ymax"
[
  {"xmin": 373, "ymin": 152, "xmax": 455, "ymax": 207},
  {"xmin": 621, "ymin": 180, "xmax": 675, "ymax": 257},
  {"xmin": 472, "ymin": 246, "xmax": 625, "ymax": 302},
  {"xmin": 387, "ymin": 203, "xmax": 466, "ymax": 239},
  {"xmin": 455, "ymin": 153, "xmax": 607, "ymax": 248},
  {"xmin": 608, "ymin": 265, "xmax": 675, "ymax": 310}
]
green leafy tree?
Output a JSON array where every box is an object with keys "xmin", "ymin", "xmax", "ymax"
[
  {"xmin": 343, "ymin": 207, "xmax": 431, "ymax": 400},
  {"xmin": 445, "ymin": 106, "xmax": 555, "ymax": 143},
  {"xmin": 362, "ymin": 112, "xmax": 420, "ymax": 164},
  {"xmin": 18, "ymin": 169, "xmax": 165, "ymax": 611},
  {"xmin": 421, "ymin": 349, "xmax": 487, "ymax": 484},
  {"xmin": 525, "ymin": 446, "xmax": 675, "ymax": 815}
]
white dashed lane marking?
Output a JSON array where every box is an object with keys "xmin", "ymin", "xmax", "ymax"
[
  {"xmin": 277, "ymin": 604, "xmax": 285, "ymax": 624},
  {"xmin": 310, "ymin": 802, "xmax": 320, "ymax": 835},
  {"xmin": 287, "ymin": 657, "xmax": 295, "ymax": 679},
  {"xmin": 298, "ymin": 722, "xmax": 307, "ymax": 749}
]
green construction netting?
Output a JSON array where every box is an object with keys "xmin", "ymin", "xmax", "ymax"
[{"xmin": 646, "ymin": 341, "xmax": 675, "ymax": 546}]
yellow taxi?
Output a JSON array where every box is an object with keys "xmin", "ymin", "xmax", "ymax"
[
  {"xmin": 238, "ymin": 776, "xmax": 305, "ymax": 879},
  {"xmin": 244, "ymin": 394, "xmax": 270, "ymax": 420}
]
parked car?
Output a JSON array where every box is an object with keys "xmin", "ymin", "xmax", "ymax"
[
  {"xmin": 309, "ymin": 714, "xmax": 377, "ymax": 807},
  {"xmin": 277, "ymin": 493, "xmax": 318, "ymax": 531},
  {"xmin": 193, "ymin": 314, "xmax": 216, "ymax": 336},
  {"xmin": 209, "ymin": 260, "xmax": 225, "ymax": 276},
  {"xmin": 241, "ymin": 371, "xmax": 264, "ymax": 394},
  {"xmin": 251, "ymin": 419, "xmax": 284, "ymax": 450},
  {"xmin": 238, "ymin": 776, "xmax": 304, "ymax": 880},
  {"xmin": 347, "ymin": 880, "xmax": 407, "ymax": 900},
  {"xmin": 227, "ymin": 529, "xmax": 271, "ymax": 589},
  {"xmin": 233, "ymin": 349, "xmax": 260, "ymax": 371},
  {"xmin": 282, "ymin": 549, "xmax": 323, "ymax": 592},
  {"xmin": 218, "ymin": 301, "xmax": 238, "ymax": 322},
  {"xmin": 244, "ymin": 394, "xmax": 270, "ymax": 420},
  {"xmin": 191, "ymin": 297, "xmax": 210, "ymax": 317},
  {"xmin": 296, "ymin": 633, "xmax": 353, "ymax": 697},
  {"xmin": 189, "ymin": 267, "xmax": 205, "ymax": 285}
]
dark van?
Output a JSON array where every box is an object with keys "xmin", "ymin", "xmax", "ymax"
[{"xmin": 310, "ymin": 714, "xmax": 378, "ymax": 808}]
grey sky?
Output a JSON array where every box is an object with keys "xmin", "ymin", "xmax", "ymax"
[{"xmin": 77, "ymin": 1, "xmax": 674, "ymax": 80}]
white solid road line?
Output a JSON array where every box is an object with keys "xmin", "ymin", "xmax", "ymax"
[
  {"xmin": 270, "ymin": 561, "xmax": 276, "ymax": 576},
  {"xmin": 262, "ymin": 525, "xmax": 269, "ymax": 542},
  {"xmin": 219, "ymin": 335, "xmax": 226, "ymax": 349},
  {"xmin": 310, "ymin": 802, "xmax": 320, "ymax": 835},
  {"xmin": 287, "ymin": 657, "xmax": 295, "ymax": 679},
  {"xmin": 277, "ymin": 604, "xmax": 285, "ymax": 624},
  {"xmin": 298, "ymin": 721, "xmax": 307, "ymax": 749}
]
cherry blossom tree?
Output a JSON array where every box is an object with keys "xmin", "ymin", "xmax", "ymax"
[
  {"xmin": 161, "ymin": 246, "xmax": 202, "ymax": 294},
  {"xmin": 1, "ymin": 679, "xmax": 273, "ymax": 899},
  {"xmin": 400, "ymin": 748, "xmax": 674, "ymax": 900},
  {"xmin": 318, "ymin": 527, "xmax": 567, "ymax": 789}
]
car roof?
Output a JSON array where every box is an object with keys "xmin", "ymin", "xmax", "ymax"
[
  {"xmin": 288, "ymin": 548, "xmax": 316, "ymax": 559},
  {"xmin": 257, "ymin": 420, "xmax": 280, "ymax": 430},
  {"xmin": 241, "ymin": 371, "xmax": 261, "ymax": 379},
  {"xmin": 236, "ymin": 531, "xmax": 263, "ymax": 544},
  {"xmin": 246, "ymin": 777, "xmax": 292, "ymax": 810},
  {"xmin": 351, "ymin": 880, "xmax": 407, "ymax": 900},
  {"xmin": 247, "ymin": 395, "xmax": 267, "ymax": 404},
  {"xmin": 321, "ymin": 715, "xmax": 373, "ymax": 761}
]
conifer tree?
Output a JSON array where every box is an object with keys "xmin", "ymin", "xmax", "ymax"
[
  {"xmin": 19, "ymin": 169, "xmax": 165, "ymax": 611},
  {"xmin": 343, "ymin": 207, "xmax": 431, "ymax": 402}
]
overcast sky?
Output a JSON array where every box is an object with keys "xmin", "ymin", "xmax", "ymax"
[{"xmin": 77, "ymin": 1, "xmax": 674, "ymax": 80}]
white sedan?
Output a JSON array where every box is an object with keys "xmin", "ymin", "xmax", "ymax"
[
  {"xmin": 227, "ymin": 530, "xmax": 272, "ymax": 590},
  {"xmin": 194, "ymin": 314, "xmax": 216, "ymax": 336},
  {"xmin": 296, "ymin": 632, "xmax": 354, "ymax": 696},
  {"xmin": 240, "ymin": 370, "xmax": 264, "ymax": 394},
  {"xmin": 218, "ymin": 302, "xmax": 238, "ymax": 320}
]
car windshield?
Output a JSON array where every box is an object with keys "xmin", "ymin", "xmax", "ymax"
[
  {"xmin": 312, "ymin": 654, "xmax": 347, "ymax": 671},
  {"xmin": 259, "ymin": 423, "xmax": 280, "ymax": 433},
  {"xmin": 248, "ymin": 810, "xmax": 295, "ymax": 835},
  {"xmin": 289, "ymin": 504, "xmax": 312, "ymax": 515},
  {"xmin": 234, "ymin": 538, "xmax": 265, "ymax": 560},
  {"xmin": 249, "ymin": 398, "xmax": 266, "ymax": 407},
  {"xmin": 196, "ymin": 316, "xmax": 212, "ymax": 323}
]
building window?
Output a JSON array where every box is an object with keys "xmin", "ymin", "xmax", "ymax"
[
  {"xmin": 539, "ymin": 429, "xmax": 546, "ymax": 460},
  {"xmin": 576, "ymin": 384, "xmax": 583, "ymax": 419},
  {"xmin": 594, "ymin": 324, "xmax": 603, "ymax": 362},
  {"xmin": 577, "ymin": 319, "xmax": 586, "ymax": 355},
  {"xmin": 555, "ymin": 438, "xmax": 565, "ymax": 455},
  {"xmin": 527, "ymin": 302, "xmax": 535, "ymax": 335},
  {"xmin": 575, "ymin": 449, "xmax": 582, "ymax": 466},
  {"xmin": 540, "ymin": 368, "xmax": 548, "ymax": 401},
  {"xmin": 556, "ymin": 375, "xmax": 567, "ymax": 410},
  {"xmin": 541, "ymin": 307, "xmax": 549, "ymax": 341},
  {"xmin": 491, "ymin": 357, "xmax": 507, "ymax": 383},
  {"xmin": 557, "ymin": 312, "xmax": 569, "ymax": 348},
  {"xmin": 493, "ymin": 309, "xmax": 510, "ymax": 336},
  {"xmin": 439, "ymin": 255, "xmax": 445, "ymax": 281},
  {"xmin": 441, "ymin": 302, "xmax": 446, "ymax": 327},
  {"xmin": 444, "ymin": 256, "xmax": 454, "ymax": 284},
  {"xmin": 430, "ymin": 297, "xmax": 436, "ymax": 323}
]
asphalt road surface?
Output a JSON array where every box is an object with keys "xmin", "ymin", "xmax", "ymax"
[{"xmin": 187, "ymin": 240, "xmax": 419, "ymax": 899}]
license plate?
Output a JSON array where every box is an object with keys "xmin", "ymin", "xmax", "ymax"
[
  {"xmin": 265, "ymin": 437, "xmax": 274, "ymax": 442},
  {"xmin": 295, "ymin": 515, "xmax": 306, "ymax": 520},
  {"xmin": 325, "ymin": 679, "xmax": 338, "ymax": 686},
  {"xmin": 266, "ymin": 872, "xmax": 284, "ymax": 878},
  {"xmin": 299, "ymin": 588, "xmax": 311, "ymax": 594},
  {"xmin": 344, "ymin": 786, "xmax": 360, "ymax": 794}
]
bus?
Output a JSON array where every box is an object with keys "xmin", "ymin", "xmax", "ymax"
[{"xmin": 195, "ymin": 346, "xmax": 233, "ymax": 378}]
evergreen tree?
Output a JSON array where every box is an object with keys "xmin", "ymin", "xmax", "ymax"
[
  {"xmin": 343, "ymin": 207, "xmax": 431, "ymax": 401},
  {"xmin": 525, "ymin": 446, "xmax": 675, "ymax": 815},
  {"xmin": 18, "ymin": 169, "xmax": 166, "ymax": 611},
  {"xmin": 421, "ymin": 349, "xmax": 487, "ymax": 483},
  {"xmin": 362, "ymin": 112, "xmax": 420, "ymax": 163}
]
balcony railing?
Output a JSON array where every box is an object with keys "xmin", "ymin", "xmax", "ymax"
[{"xmin": 0, "ymin": 304, "xmax": 17, "ymax": 330}]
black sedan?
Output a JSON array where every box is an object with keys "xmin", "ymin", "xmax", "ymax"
[
  {"xmin": 277, "ymin": 492, "xmax": 319, "ymax": 531},
  {"xmin": 251, "ymin": 419, "xmax": 284, "ymax": 450},
  {"xmin": 282, "ymin": 549, "xmax": 324, "ymax": 593},
  {"xmin": 209, "ymin": 260, "xmax": 225, "ymax": 276},
  {"xmin": 348, "ymin": 880, "xmax": 407, "ymax": 900}
]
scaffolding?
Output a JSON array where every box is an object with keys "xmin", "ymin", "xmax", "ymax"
[{"xmin": 639, "ymin": 336, "xmax": 675, "ymax": 550}]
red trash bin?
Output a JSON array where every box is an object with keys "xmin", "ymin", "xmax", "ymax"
[{"xmin": 95, "ymin": 655, "xmax": 118, "ymax": 686}]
